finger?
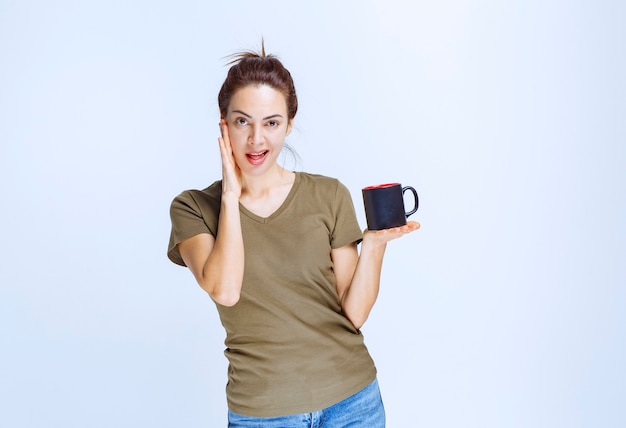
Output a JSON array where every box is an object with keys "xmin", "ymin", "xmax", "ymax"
[
  {"xmin": 220, "ymin": 119, "xmax": 231, "ymax": 144},
  {"xmin": 406, "ymin": 221, "xmax": 421, "ymax": 231},
  {"xmin": 392, "ymin": 222, "xmax": 419, "ymax": 232},
  {"xmin": 382, "ymin": 225, "xmax": 410, "ymax": 234},
  {"xmin": 374, "ymin": 222, "xmax": 419, "ymax": 236},
  {"xmin": 218, "ymin": 136, "xmax": 229, "ymax": 161}
]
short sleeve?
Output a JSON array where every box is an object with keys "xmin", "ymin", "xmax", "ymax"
[
  {"xmin": 167, "ymin": 187, "xmax": 220, "ymax": 266},
  {"xmin": 330, "ymin": 181, "xmax": 363, "ymax": 249}
]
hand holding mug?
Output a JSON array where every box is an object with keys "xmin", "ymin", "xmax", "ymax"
[
  {"xmin": 362, "ymin": 183, "xmax": 419, "ymax": 231},
  {"xmin": 363, "ymin": 220, "xmax": 420, "ymax": 245}
]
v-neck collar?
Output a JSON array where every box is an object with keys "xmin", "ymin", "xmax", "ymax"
[{"xmin": 238, "ymin": 172, "xmax": 301, "ymax": 224}]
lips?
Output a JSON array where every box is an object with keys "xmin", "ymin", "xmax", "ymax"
[{"xmin": 246, "ymin": 150, "xmax": 269, "ymax": 165}]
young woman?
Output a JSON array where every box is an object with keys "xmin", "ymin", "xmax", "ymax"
[{"xmin": 167, "ymin": 46, "xmax": 419, "ymax": 427}]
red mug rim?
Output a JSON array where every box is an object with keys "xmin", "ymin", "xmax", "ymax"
[{"xmin": 362, "ymin": 182, "xmax": 400, "ymax": 190}]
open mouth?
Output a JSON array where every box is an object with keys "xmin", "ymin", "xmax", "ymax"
[{"xmin": 246, "ymin": 150, "xmax": 269, "ymax": 163}]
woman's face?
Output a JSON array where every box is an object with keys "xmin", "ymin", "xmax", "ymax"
[{"xmin": 224, "ymin": 84, "xmax": 292, "ymax": 176}]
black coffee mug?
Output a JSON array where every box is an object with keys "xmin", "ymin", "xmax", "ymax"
[{"xmin": 362, "ymin": 183, "xmax": 419, "ymax": 230}]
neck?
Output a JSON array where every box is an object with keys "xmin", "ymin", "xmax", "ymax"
[{"xmin": 241, "ymin": 164, "xmax": 291, "ymax": 198}]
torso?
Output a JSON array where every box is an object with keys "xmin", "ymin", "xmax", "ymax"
[{"xmin": 168, "ymin": 172, "xmax": 374, "ymax": 417}]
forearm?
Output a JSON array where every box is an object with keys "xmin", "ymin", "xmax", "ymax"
[
  {"xmin": 340, "ymin": 240, "xmax": 387, "ymax": 330},
  {"xmin": 202, "ymin": 193, "xmax": 244, "ymax": 306}
]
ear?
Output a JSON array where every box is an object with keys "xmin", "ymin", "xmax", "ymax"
[{"xmin": 286, "ymin": 119, "xmax": 293, "ymax": 136}]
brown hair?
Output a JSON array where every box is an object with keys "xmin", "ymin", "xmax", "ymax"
[{"xmin": 217, "ymin": 43, "xmax": 298, "ymax": 120}]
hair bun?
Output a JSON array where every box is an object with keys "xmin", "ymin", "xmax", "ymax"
[{"xmin": 218, "ymin": 40, "xmax": 298, "ymax": 120}]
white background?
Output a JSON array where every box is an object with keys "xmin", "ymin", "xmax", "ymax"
[{"xmin": 1, "ymin": 1, "xmax": 624, "ymax": 427}]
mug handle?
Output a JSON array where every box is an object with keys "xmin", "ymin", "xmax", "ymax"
[{"xmin": 402, "ymin": 186, "xmax": 419, "ymax": 217}]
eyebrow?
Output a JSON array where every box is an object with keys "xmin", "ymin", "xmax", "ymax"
[{"xmin": 231, "ymin": 110, "xmax": 284, "ymax": 120}]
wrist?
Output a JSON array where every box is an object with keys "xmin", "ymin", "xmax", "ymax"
[
  {"xmin": 221, "ymin": 192, "xmax": 240, "ymax": 205},
  {"xmin": 360, "ymin": 234, "xmax": 388, "ymax": 252}
]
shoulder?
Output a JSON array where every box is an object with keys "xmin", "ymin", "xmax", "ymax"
[
  {"xmin": 173, "ymin": 180, "xmax": 222, "ymax": 203},
  {"xmin": 297, "ymin": 172, "xmax": 343, "ymax": 191},
  {"xmin": 296, "ymin": 172, "xmax": 355, "ymax": 209},
  {"xmin": 170, "ymin": 180, "xmax": 223, "ymax": 214},
  {"xmin": 297, "ymin": 172, "xmax": 354, "ymax": 199}
]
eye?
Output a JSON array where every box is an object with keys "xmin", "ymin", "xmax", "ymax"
[
  {"xmin": 267, "ymin": 120, "xmax": 279, "ymax": 127},
  {"xmin": 235, "ymin": 117, "xmax": 248, "ymax": 126}
]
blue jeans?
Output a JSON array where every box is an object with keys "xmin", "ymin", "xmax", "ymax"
[{"xmin": 227, "ymin": 378, "xmax": 385, "ymax": 427}]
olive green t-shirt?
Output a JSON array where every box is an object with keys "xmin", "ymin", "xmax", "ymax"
[{"xmin": 167, "ymin": 172, "xmax": 377, "ymax": 417}]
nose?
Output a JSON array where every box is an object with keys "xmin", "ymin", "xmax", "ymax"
[{"xmin": 248, "ymin": 124, "xmax": 264, "ymax": 145}]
